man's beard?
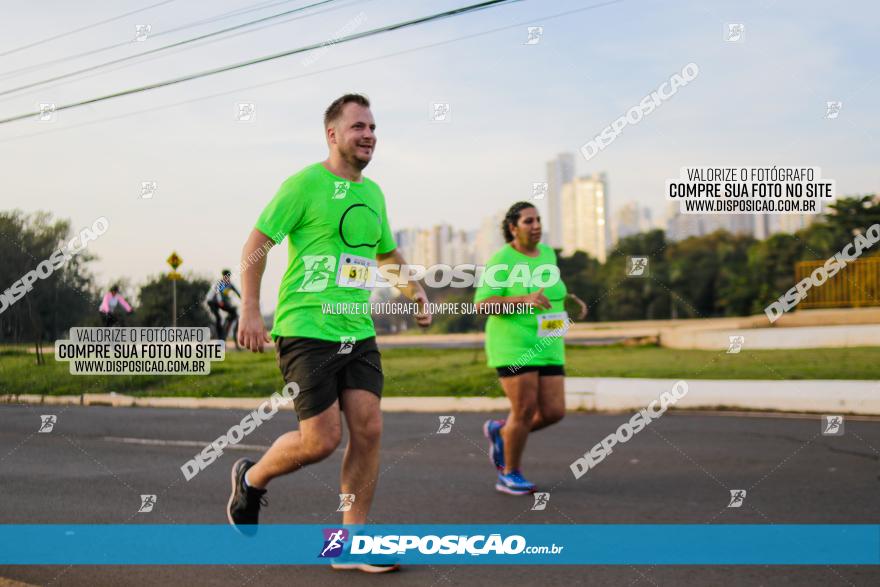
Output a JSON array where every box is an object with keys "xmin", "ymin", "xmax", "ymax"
[{"xmin": 342, "ymin": 143, "xmax": 371, "ymax": 170}]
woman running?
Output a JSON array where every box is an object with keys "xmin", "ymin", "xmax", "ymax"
[{"xmin": 474, "ymin": 201, "xmax": 587, "ymax": 495}]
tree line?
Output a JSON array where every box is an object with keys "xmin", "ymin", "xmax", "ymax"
[
  {"xmin": 426, "ymin": 194, "xmax": 879, "ymax": 332},
  {"xmin": 2, "ymin": 195, "xmax": 877, "ymax": 347}
]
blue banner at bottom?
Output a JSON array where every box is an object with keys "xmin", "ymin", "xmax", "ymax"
[{"xmin": 1, "ymin": 525, "xmax": 877, "ymax": 565}]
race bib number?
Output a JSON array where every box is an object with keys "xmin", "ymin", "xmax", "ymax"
[
  {"xmin": 336, "ymin": 253, "xmax": 377, "ymax": 289},
  {"xmin": 537, "ymin": 312, "xmax": 569, "ymax": 338}
]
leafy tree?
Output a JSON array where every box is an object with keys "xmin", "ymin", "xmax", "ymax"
[
  {"xmin": 667, "ymin": 230, "xmax": 756, "ymax": 317},
  {"xmin": 0, "ymin": 211, "xmax": 97, "ymax": 361},
  {"xmin": 598, "ymin": 229, "xmax": 670, "ymax": 320},
  {"xmin": 134, "ymin": 274, "xmax": 212, "ymax": 327},
  {"xmin": 556, "ymin": 250, "xmax": 603, "ymax": 322}
]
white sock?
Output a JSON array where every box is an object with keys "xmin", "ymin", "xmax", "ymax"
[{"xmin": 244, "ymin": 470, "xmax": 260, "ymax": 489}]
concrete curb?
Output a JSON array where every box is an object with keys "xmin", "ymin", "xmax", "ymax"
[
  {"xmin": 565, "ymin": 377, "xmax": 880, "ymax": 415},
  {"xmin": 660, "ymin": 323, "xmax": 880, "ymax": 350},
  {"xmin": 3, "ymin": 377, "xmax": 878, "ymax": 415}
]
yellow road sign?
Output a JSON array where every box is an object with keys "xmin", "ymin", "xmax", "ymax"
[
  {"xmin": 168, "ymin": 271, "xmax": 182, "ymax": 281},
  {"xmin": 166, "ymin": 251, "xmax": 182, "ymax": 270}
]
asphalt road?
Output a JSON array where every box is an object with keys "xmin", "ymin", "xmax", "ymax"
[{"xmin": 1, "ymin": 404, "xmax": 878, "ymax": 586}]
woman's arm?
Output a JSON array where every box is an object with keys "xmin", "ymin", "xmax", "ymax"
[
  {"xmin": 117, "ymin": 295, "xmax": 133, "ymax": 313},
  {"xmin": 567, "ymin": 293, "xmax": 588, "ymax": 320}
]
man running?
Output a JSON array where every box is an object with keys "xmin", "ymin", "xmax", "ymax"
[
  {"xmin": 230, "ymin": 94, "xmax": 431, "ymax": 573},
  {"xmin": 207, "ymin": 269, "xmax": 240, "ymax": 339}
]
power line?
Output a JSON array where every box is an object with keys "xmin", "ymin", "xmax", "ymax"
[
  {"xmin": 0, "ymin": 0, "xmax": 521, "ymax": 125},
  {"xmin": 0, "ymin": 0, "xmax": 341, "ymax": 98},
  {"xmin": 0, "ymin": 0, "xmax": 305, "ymax": 82},
  {"xmin": 0, "ymin": 0, "xmax": 623, "ymax": 143},
  {"xmin": 0, "ymin": 0, "xmax": 181, "ymax": 58},
  {"xmin": 0, "ymin": 0, "xmax": 367, "ymax": 105}
]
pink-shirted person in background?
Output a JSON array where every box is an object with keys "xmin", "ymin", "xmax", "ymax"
[{"xmin": 98, "ymin": 284, "xmax": 133, "ymax": 326}]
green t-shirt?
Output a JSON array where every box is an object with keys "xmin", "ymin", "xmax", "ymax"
[
  {"xmin": 255, "ymin": 162, "xmax": 396, "ymax": 342},
  {"xmin": 474, "ymin": 243, "xmax": 568, "ymax": 368}
]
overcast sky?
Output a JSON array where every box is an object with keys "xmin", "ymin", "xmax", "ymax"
[{"xmin": 1, "ymin": 0, "xmax": 877, "ymax": 311}]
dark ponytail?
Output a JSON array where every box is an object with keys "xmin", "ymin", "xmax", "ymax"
[{"xmin": 501, "ymin": 201, "xmax": 536, "ymax": 243}]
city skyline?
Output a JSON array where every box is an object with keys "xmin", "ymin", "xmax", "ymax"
[{"xmin": 1, "ymin": 0, "xmax": 876, "ymax": 312}]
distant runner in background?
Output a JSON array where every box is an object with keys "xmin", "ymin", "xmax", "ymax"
[
  {"xmin": 98, "ymin": 285, "xmax": 133, "ymax": 327},
  {"xmin": 207, "ymin": 269, "xmax": 241, "ymax": 339}
]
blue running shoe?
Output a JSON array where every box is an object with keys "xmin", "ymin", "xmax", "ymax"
[
  {"xmin": 495, "ymin": 469, "xmax": 536, "ymax": 495},
  {"xmin": 483, "ymin": 418, "xmax": 505, "ymax": 470}
]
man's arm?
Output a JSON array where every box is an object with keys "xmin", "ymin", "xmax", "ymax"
[
  {"xmin": 238, "ymin": 228, "xmax": 275, "ymax": 352},
  {"xmin": 376, "ymin": 248, "xmax": 432, "ymax": 327}
]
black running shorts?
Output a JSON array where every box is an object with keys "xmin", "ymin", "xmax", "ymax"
[
  {"xmin": 275, "ymin": 336, "xmax": 383, "ymax": 420},
  {"xmin": 495, "ymin": 364, "xmax": 565, "ymax": 378}
]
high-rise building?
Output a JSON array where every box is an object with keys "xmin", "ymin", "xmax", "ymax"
[
  {"xmin": 448, "ymin": 229, "xmax": 473, "ymax": 266},
  {"xmin": 774, "ymin": 213, "xmax": 816, "ymax": 235},
  {"xmin": 666, "ymin": 192, "xmax": 829, "ymax": 241},
  {"xmin": 394, "ymin": 225, "xmax": 475, "ymax": 267},
  {"xmin": 666, "ymin": 201, "xmax": 698, "ymax": 241},
  {"xmin": 474, "ymin": 209, "xmax": 506, "ymax": 265},
  {"xmin": 545, "ymin": 153, "xmax": 575, "ymax": 249},
  {"xmin": 666, "ymin": 206, "xmax": 762, "ymax": 241},
  {"xmin": 394, "ymin": 228, "xmax": 419, "ymax": 263},
  {"xmin": 612, "ymin": 201, "xmax": 653, "ymax": 244},
  {"xmin": 561, "ymin": 173, "xmax": 609, "ymax": 262}
]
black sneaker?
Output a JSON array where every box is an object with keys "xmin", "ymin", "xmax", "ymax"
[{"xmin": 227, "ymin": 458, "xmax": 267, "ymax": 534}]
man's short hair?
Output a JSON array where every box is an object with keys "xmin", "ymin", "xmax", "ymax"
[{"xmin": 324, "ymin": 93, "xmax": 370, "ymax": 129}]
